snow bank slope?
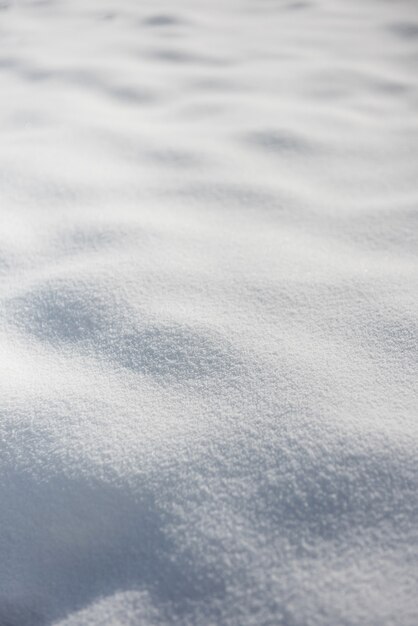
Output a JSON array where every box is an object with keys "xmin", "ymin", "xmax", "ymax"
[{"xmin": 0, "ymin": 0, "xmax": 417, "ymax": 624}]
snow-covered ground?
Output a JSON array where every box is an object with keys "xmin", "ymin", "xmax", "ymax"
[{"xmin": 1, "ymin": 0, "xmax": 418, "ymax": 624}]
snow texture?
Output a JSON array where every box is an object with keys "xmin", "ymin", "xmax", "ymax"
[{"xmin": 1, "ymin": 0, "xmax": 418, "ymax": 624}]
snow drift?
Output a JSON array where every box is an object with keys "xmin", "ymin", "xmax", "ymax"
[{"xmin": 0, "ymin": 0, "xmax": 417, "ymax": 624}]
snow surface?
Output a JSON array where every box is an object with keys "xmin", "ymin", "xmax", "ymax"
[{"xmin": 1, "ymin": 0, "xmax": 418, "ymax": 624}]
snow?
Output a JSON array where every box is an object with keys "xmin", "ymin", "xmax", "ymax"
[{"xmin": 1, "ymin": 0, "xmax": 417, "ymax": 624}]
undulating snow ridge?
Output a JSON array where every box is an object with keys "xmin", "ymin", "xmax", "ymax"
[{"xmin": 1, "ymin": 0, "xmax": 417, "ymax": 624}]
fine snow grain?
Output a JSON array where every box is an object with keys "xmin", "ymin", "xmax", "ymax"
[{"xmin": 1, "ymin": 0, "xmax": 417, "ymax": 624}]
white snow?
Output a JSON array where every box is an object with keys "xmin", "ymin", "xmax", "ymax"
[{"xmin": 1, "ymin": 0, "xmax": 418, "ymax": 624}]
